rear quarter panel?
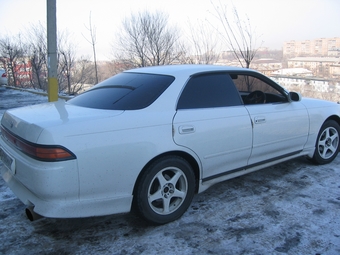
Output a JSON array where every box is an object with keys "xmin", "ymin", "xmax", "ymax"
[{"xmin": 38, "ymin": 110, "xmax": 182, "ymax": 201}]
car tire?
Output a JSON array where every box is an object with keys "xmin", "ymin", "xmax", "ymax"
[
  {"xmin": 310, "ymin": 120, "xmax": 340, "ymax": 165},
  {"xmin": 135, "ymin": 156, "xmax": 195, "ymax": 224}
]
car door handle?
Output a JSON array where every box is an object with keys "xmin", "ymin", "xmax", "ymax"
[
  {"xmin": 254, "ymin": 116, "xmax": 266, "ymax": 124},
  {"xmin": 179, "ymin": 125, "xmax": 195, "ymax": 134}
]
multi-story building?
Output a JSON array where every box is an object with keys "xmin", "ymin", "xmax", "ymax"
[
  {"xmin": 287, "ymin": 57, "xmax": 340, "ymax": 78},
  {"xmin": 330, "ymin": 63, "xmax": 340, "ymax": 78},
  {"xmin": 251, "ymin": 58, "xmax": 282, "ymax": 76},
  {"xmin": 283, "ymin": 37, "xmax": 340, "ymax": 57},
  {"xmin": 271, "ymin": 75, "xmax": 340, "ymax": 102}
]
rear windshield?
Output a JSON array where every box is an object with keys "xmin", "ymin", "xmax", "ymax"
[{"xmin": 67, "ymin": 72, "xmax": 175, "ymax": 110}]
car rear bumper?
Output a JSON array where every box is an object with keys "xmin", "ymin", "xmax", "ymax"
[
  {"xmin": 0, "ymin": 163, "xmax": 132, "ymax": 218},
  {"xmin": 0, "ymin": 137, "xmax": 133, "ymax": 218}
]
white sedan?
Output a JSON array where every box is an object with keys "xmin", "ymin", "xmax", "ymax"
[
  {"xmin": 1, "ymin": 65, "xmax": 339, "ymax": 224},
  {"xmin": 0, "ymin": 68, "xmax": 7, "ymax": 88}
]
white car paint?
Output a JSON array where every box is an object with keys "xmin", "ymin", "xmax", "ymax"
[
  {"xmin": 173, "ymin": 106, "xmax": 252, "ymax": 179},
  {"xmin": 0, "ymin": 65, "xmax": 339, "ymax": 223},
  {"xmin": 245, "ymin": 101, "xmax": 310, "ymax": 165}
]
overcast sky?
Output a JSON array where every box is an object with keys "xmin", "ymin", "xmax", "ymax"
[{"xmin": 1, "ymin": 0, "xmax": 339, "ymax": 60}]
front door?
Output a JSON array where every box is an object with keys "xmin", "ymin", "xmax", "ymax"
[
  {"xmin": 245, "ymin": 102, "xmax": 309, "ymax": 165},
  {"xmin": 231, "ymin": 73, "xmax": 309, "ymax": 165}
]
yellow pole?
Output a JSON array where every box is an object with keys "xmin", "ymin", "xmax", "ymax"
[
  {"xmin": 47, "ymin": 77, "xmax": 58, "ymax": 102},
  {"xmin": 47, "ymin": 0, "xmax": 58, "ymax": 102}
]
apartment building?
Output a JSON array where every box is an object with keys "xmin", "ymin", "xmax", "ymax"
[
  {"xmin": 287, "ymin": 57, "xmax": 340, "ymax": 78},
  {"xmin": 271, "ymin": 75, "xmax": 340, "ymax": 102},
  {"xmin": 283, "ymin": 37, "xmax": 340, "ymax": 57}
]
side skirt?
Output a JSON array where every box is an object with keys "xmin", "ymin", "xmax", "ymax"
[{"xmin": 199, "ymin": 150, "xmax": 308, "ymax": 193}]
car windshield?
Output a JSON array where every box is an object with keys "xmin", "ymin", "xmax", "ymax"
[{"xmin": 68, "ymin": 72, "xmax": 175, "ymax": 110}]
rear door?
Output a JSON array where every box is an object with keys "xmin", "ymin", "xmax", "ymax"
[{"xmin": 173, "ymin": 73, "xmax": 252, "ymax": 180}]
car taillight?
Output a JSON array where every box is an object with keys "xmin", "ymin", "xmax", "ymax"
[
  {"xmin": 1, "ymin": 72, "xmax": 6, "ymax": 78},
  {"xmin": 1, "ymin": 126, "xmax": 76, "ymax": 162}
]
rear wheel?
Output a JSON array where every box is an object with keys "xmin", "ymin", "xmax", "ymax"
[
  {"xmin": 135, "ymin": 156, "xmax": 195, "ymax": 224},
  {"xmin": 310, "ymin": 120, "xmax": 340, "ymax": 164}
]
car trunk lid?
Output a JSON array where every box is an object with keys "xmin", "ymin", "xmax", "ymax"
[{"xmin": 1, "ymin": 100, "xmax": 124, "ymax": 144}]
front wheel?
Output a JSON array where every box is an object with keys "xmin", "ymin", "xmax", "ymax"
[
  {"xmin": 135, "ymin": 156, "xmax": 195, "ymax": 224},
  {"xmin": 310, "ymin": 120, "xmax": 340, "ymax": 164}
]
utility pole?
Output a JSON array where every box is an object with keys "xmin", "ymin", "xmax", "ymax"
[{"xmin": 47, "ymin": 0, "xmax": 58, "ymax": 102}]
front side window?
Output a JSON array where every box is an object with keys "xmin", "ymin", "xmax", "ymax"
[
  {"xmin": 231, "ymin": 74, "xmax": 287, "ymax": 104},
  {"xmin": 68, "ymin": 72, "xmax": 175, "ymax": 110},
  {"xmin": 177, "ymin": 73, "xmax": 242, "ymax": 109}
]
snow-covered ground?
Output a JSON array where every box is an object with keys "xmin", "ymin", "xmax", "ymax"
[{"xmin": 0, "ymin": 88, "xmax": 339, "ymax": 255}]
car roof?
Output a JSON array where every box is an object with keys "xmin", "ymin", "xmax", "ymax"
[{"xmin": 124, "ymin": 64, "xmax": 258, "ymax": 77}]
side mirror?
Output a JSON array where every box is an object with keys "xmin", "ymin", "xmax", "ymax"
[{"xmin": 289, "ymin": 92, "xmax": 302, "ymax": 102}]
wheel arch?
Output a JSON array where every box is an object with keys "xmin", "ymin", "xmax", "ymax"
[
  {"xmin": 309, "ymin": 115, "xmax": 340, "ymax": 164},
  {"xmin": 132, "ymin": 151, "xmax": 201, "ymax": 199},
  {"xmin": 325, "ymin": 114, "xmax": 340, "ymax": 126}
]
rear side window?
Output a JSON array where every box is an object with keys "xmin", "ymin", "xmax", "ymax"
[
  {"xmin": 68, "ymin": 73, "xmax": 174, "ymax": 110},
  {"xmin": 177, "ymin": 73, "xmax": 242, "ymax": 109}
]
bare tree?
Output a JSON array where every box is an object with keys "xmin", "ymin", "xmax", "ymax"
[
  {"xmin": 83, "ymin": 12, "xmax": 99, "ymax": 84},
  {"xmin": 58, "ymin": 30, "xmax": 77, "ymax": 94},
  {"xmin": 26, "ymin": 23, "xmax": 48, "ymax": 90},
  {"xmin": 69, "ymin": 57, "xmax": 96, "ymax": 94},
  {"xmin": 186, "ymin": 20, "xmax": 220, "ymax": 64},
  {"xmin": 0, "ymin": 24, "xmax": 97, "ymax": 93},
  {"xmin": 0, "ymin": 35, "xmax": 24, "ymax": 86},
  {"xmin": 58, "ymin": 30, "xmax": 96, "ymax": 94},
  {"xmin": 58, "ymin": 48, "xmax": 94, "ymax": 95},
  {"xmin": 211, "ymin": 2, "xmax": 262, "ymax": 68},
  {"xmin": 115, "ymin": 10, "xmax": 181, "ymax": 67},
  {"xmin": 59, "ymin": 49, "xmax": 73, "ymax": 94}
]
